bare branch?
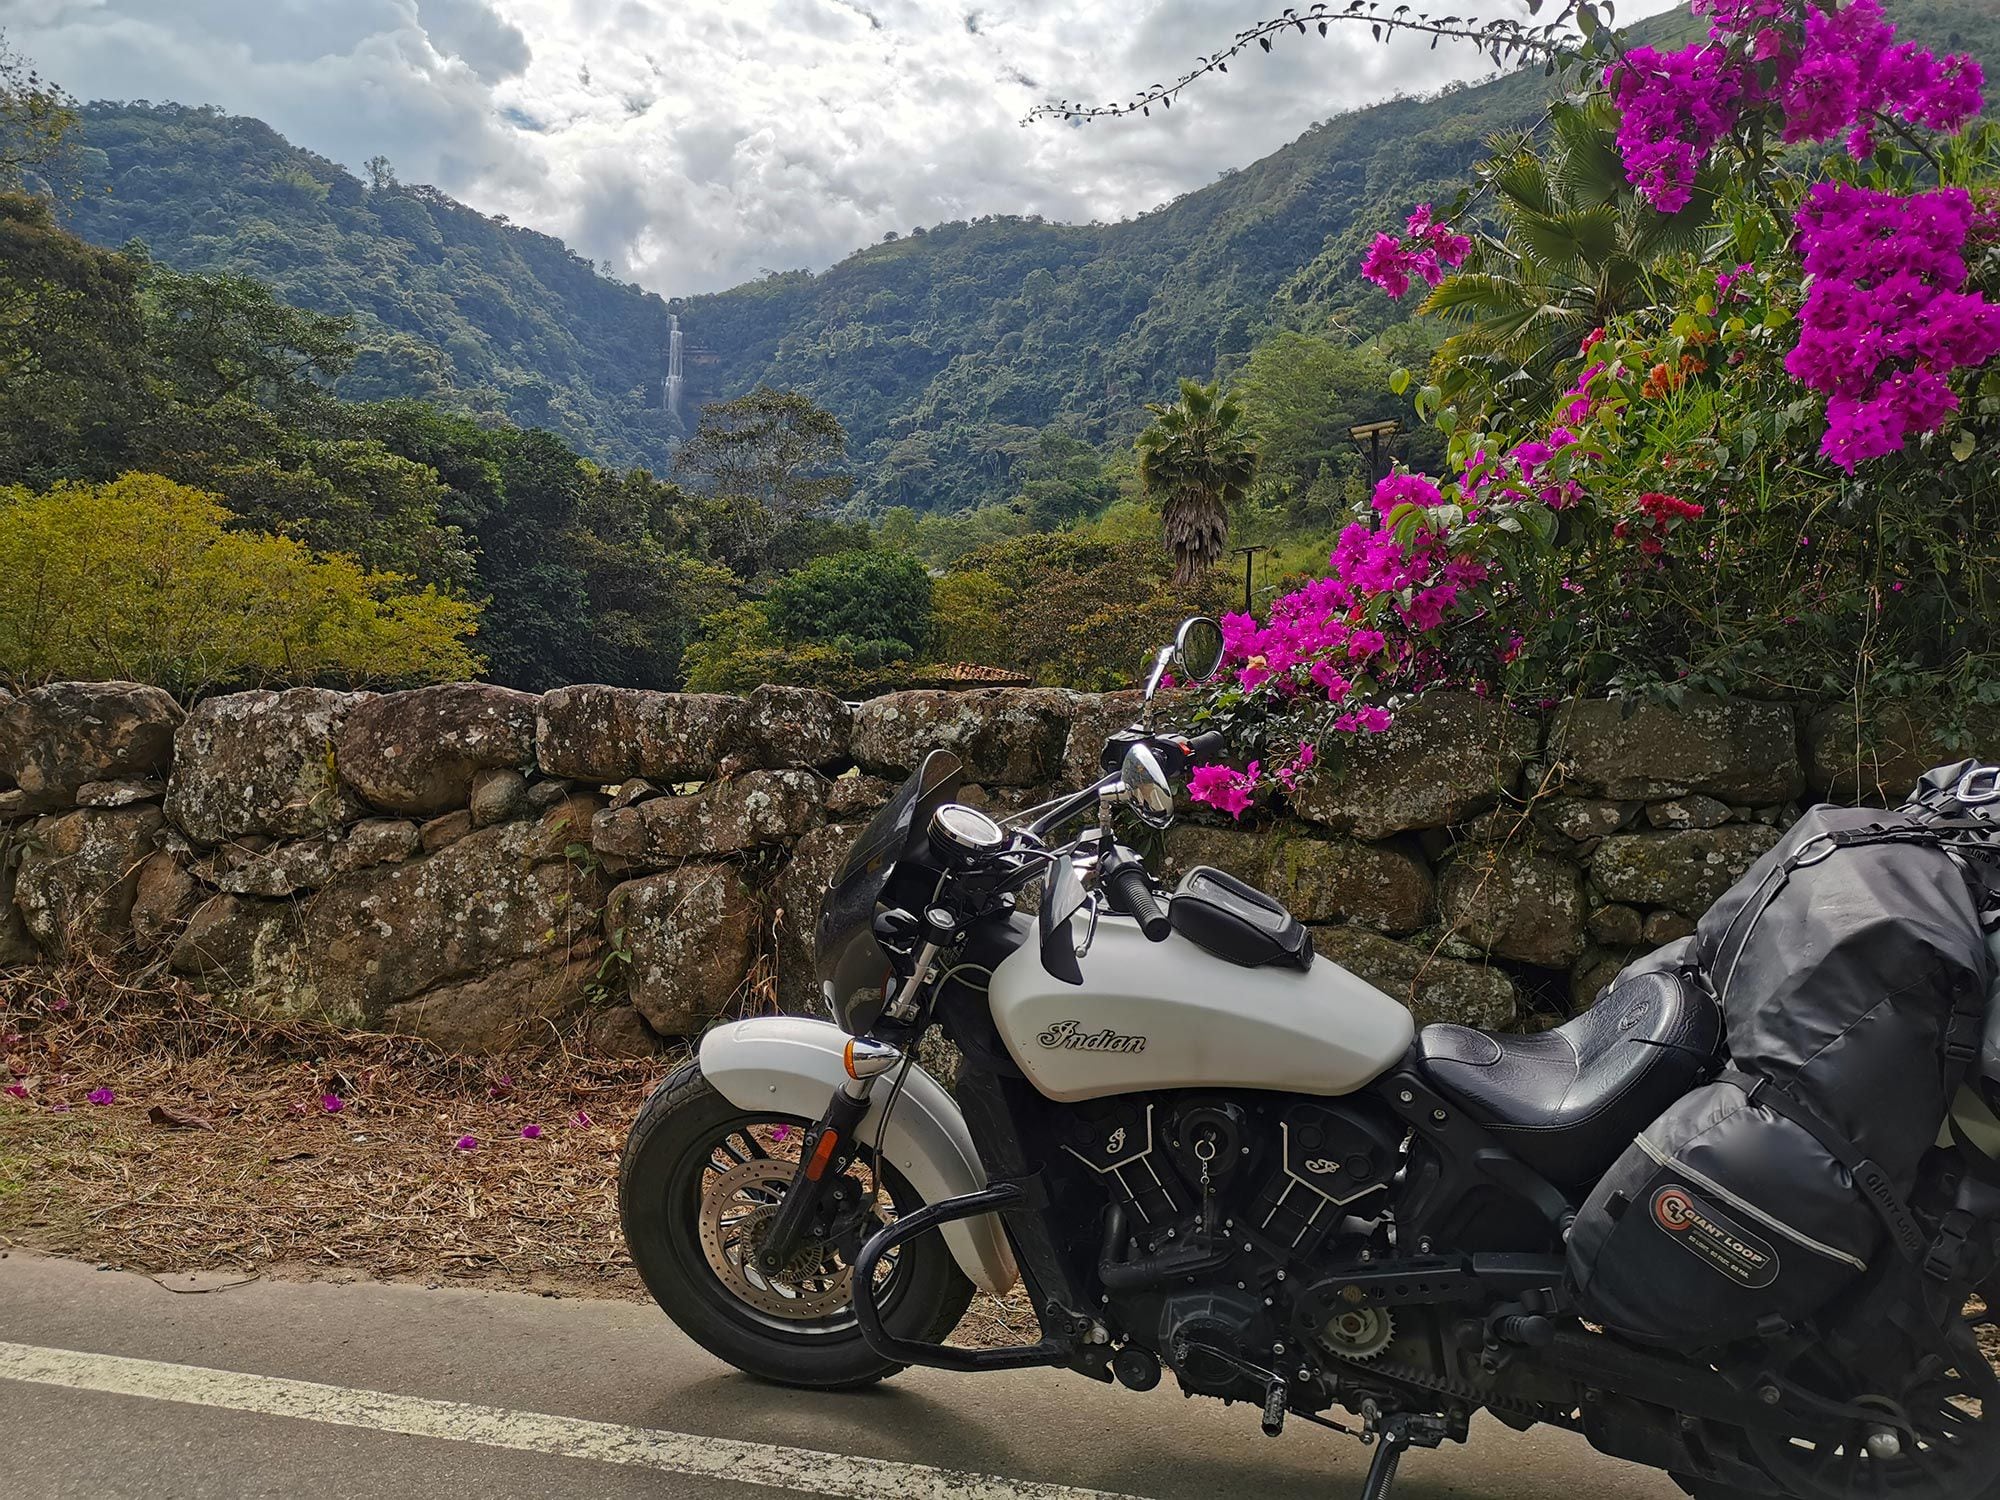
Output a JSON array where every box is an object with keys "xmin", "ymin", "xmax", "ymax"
[{"xmin": 1024, "ymin": 1, "xmax": 1601, "ymax": 126}]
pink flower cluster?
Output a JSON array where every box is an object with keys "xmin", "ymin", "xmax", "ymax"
[
  {"xmin": 1604, "ymin": 0, "xmax": 1985, "ymax": 214},
  {"xmin": 1605, "ymin": 42, "xmax": 1741, "ymax": 213},
  {"xmin": 1781, "ymin": 0, "xmax": 1985, "ymax": 157},
  {"xmin": 1360, "ymin": 204, "xmax": 1472, "ymax": 298},
  {"xmin": 1187, "ymin": 745, "xmax": 1319, "ymax": 819},
  {"xmin": 1785, "ymin": 184, "xmax": 2000, "ymax": 469}
]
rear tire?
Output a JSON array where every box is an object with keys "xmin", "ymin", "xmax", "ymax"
[{"xmin": 619, "ymin": 1059, "xmax": 974, "ymax": 1388}]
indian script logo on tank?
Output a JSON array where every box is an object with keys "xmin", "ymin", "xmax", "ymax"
[
  {"xmin": 1651, "ymin": 1183, "xmax": 1780, "ymax": 1288},
  {"xmin": 1036, "ymin": 1019, "xmax": 1147, "ymax": 1054}
]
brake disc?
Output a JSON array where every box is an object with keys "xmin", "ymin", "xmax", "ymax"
[{"xmin": 697, "ymin": 1158, "xmax": 857, "ymax": 1321}]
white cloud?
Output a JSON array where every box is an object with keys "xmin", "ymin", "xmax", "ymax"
[{"xmin": 8, "ymin": 0, "xmax": 1684, "ymax": 296}]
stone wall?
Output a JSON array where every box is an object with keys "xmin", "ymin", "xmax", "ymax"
[{"xmin": 0, "ymin": 678, "xmax": 1983, "ymax": 1054}]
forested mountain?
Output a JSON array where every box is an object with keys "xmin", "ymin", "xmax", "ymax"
[
  {"xmin": 50, "ymin": 0, "xmax": 1995, "ymax": 513},
  {"xmin": 63, "ymin": 104, "xmax": 678, "ymax": 471}
]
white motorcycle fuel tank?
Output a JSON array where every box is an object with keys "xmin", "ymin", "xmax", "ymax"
[{"xmin": 986, "ymin": 914, "xmax": 1416, "ymax": 1103}]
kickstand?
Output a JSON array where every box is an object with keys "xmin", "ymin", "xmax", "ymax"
[
  {"xmin": 1354, "ymin": 1411, "xmax": 1448, "ymax": 1500},
  {"xmin": 1358, "ymin": 1422, "xmax": 1407, "ymax": 1500}
]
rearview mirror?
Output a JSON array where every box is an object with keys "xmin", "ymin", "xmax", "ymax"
[
  {"xmin": 1120, "ymin": 743, "xmax": 1176, "ymax": 828},
  {"xmin": 1174, "ymin": 616, "xmax": 1226, "ymax": 683},
  {"xmin": 1142, "ymin": 616, "xmax": 1227, "ymax": 702}
]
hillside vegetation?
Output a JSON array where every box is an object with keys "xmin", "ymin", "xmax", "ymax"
[{"xmin": 62, "ymin": 104, "xmax": 677, "ymax": 472}]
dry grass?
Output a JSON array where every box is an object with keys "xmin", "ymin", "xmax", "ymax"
[{"xmin": 0, "ymin": 957, "xmax": 1030, "ymax": 1344}]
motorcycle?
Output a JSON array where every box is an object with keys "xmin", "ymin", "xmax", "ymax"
[{"xmin": 619, "ymin": 617, "xmax": 2000, "ymax": 1499}]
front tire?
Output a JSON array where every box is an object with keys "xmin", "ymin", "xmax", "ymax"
[{"xmin": 619, "ymin": 1059, "xmax": 974, "ymax": 1388}]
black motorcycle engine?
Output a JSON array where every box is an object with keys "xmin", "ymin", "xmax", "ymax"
[
  {"xmin": 1156, "ymin": 1287, "xmax": 1281, "ymax": 1398},
  {"xmin": 1055, "ymin": 1091, "xmax": 1404, "ymax": 1401}
]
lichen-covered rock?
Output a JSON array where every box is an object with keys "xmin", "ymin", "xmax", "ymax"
[
  {"xmin": 591, "ymin": 770, "xmax": 823, "ymax": 867},
  {"xmin": 381, "ymin": 950, "xmax": 601, "ymax": 1052},
  {"xmin": 1802, "ymin": 702, "xmax": 2000, "ymax": 804},
  {"xmin": 261, "ymin": 803, "xmax": 610, "ymax": 1024},
  {"xmin": 469, "ymin": 767, "xmax": 530, "ymax": 827},
  {"xmin": 1535, "ymin": 798, "xmax": 1635, "ymax": 844},
  {"xmin": 824, "ymin": 774, "xmax": 894, "ymax": 819},
  {"xmin": 1587, "ymin": 903, "xmax": 1645, "ymax": 945},
  {"xmin": 1309, "ymin": 926, "xmax": 1518, "ymax": 1030},
  {"xmin": 166, "ymin": 688, "xmax": 371, "ymax": 844},
  {"xmin": 1163, "ymin": 826, "xmax": 1431, "ymax": 933},
  {"xmin": 212, "ymin": 818, "xmax": 420, "ymax": 897},
  {"xmin": 1589, "ymin": 824, "xmax": 1781, "ymax": 912},
  {"xmin": 581, "ymin": 1004, "xmax": 661, "ymax": 1058},
  {"xmin": 771, "ymin": 823, "xmax": 858, "ymax": 1015},
  {"xmin": 14, "ymin": 805, "xmax": 165, "ymax": 953},
  {"xmin": 1061, "ymin": 689, "xmax": 1146, "ymax": 787},
  {"xmin": 0, "ymin": 834, "xmax": 37, "ymax": 966},
  {"xmin": 607, "ymin": 863, "xmax": 761, "ymax": 1035},
  {"xmin": 0, "ymin": 681, "xmax": 181, "ymax": 814},
  {"xmin": 420, "ymin": 809, "xmax": 475, "ymax": 852},
  {"xmin": 741, "ymin": 684, "xmax": 852, "ymax": 769},
  {"xmin": 850, "ymin": 688, "xmax": 1075, "ymax": 786},
  {"xmin": 1571, "ymin": 944, "xmax": 1647, "ymax": 1009},
  {"xmin": 1438, "ymin": 844, "xmax": 1587, "ymax": 967},
  {"xmin": 1290, "ymin": 692, "xmax": 1539, "ymax": 839},
  {"xmin": 74, "ymin": 779, "xmax": 164, "ymax": 808},
  {"xmin": 129, "ymin": 851, "xmax": 199, "ymax": 950},
  {"xmin": 336, "ymin": 684, "xmax": 539, "ymax": 817},
  {"xmin": 1645, "ymin": 795, "xmax": 1732, "ymax": 830},
  {"xmin": 1643, "ymin": 909, "xmax": 1697, "ymax": 943},
  {"xmin": 535, "ymin": 686, "xmax": 744, "ymax": 784},
  {"xmin": 168, "ymin": 894, "xmax": 298, "ymax": 985},
  {"xmin": 1549, "ymin": 697, "xmax": 1801, "ymax": 803}
]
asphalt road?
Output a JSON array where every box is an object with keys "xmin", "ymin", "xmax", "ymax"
[{"xmin": 0, "ymin": 1252, "xmax": 1679, "ymax": 1500}]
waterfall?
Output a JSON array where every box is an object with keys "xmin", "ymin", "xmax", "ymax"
[{"xmin": 665, "ymin": 314, "xmax": 685, "ymax": 421}]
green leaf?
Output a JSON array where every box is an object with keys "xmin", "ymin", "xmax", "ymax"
[
  {"xmin": 1952, "ymin": 430, "xmax": 1977, "ymax": 462},
  {"xmin": 1389, "ymin": 367, "xmax": 1411, "ymax": 396}
]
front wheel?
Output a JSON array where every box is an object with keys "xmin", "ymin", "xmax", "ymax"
[{"xmin": 618, "ymin": 1059, "xmax": 975, "ymax": 1388}]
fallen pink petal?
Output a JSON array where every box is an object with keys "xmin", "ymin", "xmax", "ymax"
[
  {"xmin": 454, "ymin": 1135, "xmax": 478, "ymax": 1150},
  {"xmin": 86, "ymin": 1087, "xmax": 115, "ymax": 1106},
  {"xmin": 3, "ymin": 1083, "xmax": 27, "ymax": 1099},
  {"xmin": 520, "ymin": 1124, "xmax": 542, "ymax": 1140},
  {"xmin": 320, "ymin": 1094, "xmax": 344, "ymax": 1113},
  {"xmin": 570, "ymin": 1111, "xmax": 593, "ymax": 1129}
]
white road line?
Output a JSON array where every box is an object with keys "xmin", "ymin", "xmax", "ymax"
[{"xmin": 0, "ymin": 1339, "xmax": 1146, "ymax": 1500}]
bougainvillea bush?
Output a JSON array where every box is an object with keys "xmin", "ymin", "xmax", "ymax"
[{"xmin": 1188, "ymin": 0, "xmax": 2000, "ymax": 816}]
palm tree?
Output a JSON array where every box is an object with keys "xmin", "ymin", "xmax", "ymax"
[
  {"xmin": 1136, "ymin": 378, "xmax": 1260, "ymax": 585},
  {"xmin": 1421, "ymin": 98, "xmax": 1720, "ymax": 428}
]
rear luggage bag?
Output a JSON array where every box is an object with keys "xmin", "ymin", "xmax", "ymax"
[
  {"xmin": 1568, "ymin": 795, "xmax": 1995, "ymax": 1350},
  {"xmin": 1566, "ymin": 1077, "xmax": 1876, "ymax": 1347}
]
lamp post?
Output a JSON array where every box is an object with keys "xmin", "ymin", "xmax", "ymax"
[
  {"xmin": 1229, "ymin": 545, "xmax": 1267, "ymax": 614},
  {"xmin": 1349, "ymin": 418, "xmax": 1402, "ymax": 488}
]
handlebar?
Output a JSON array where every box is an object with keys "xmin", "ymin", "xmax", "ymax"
[{"xmin": 1103, "ymin": 850, "xmax": 1171, "ymax": 942}]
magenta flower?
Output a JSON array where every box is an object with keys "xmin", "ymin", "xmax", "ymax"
[
  {"xmin": 86, "ymin": 1087, "xmax": 115, "ymax": 1106},
  {"xmin": 454, "ymin": 1135, "xmax": 478, "ymax": 1151},
  {"xmin": 321, "ymin": 1094, "xmax": 344, "ymax": 1114},
  {"xmin": 4, "ymin": 1084, "xmax": 27, "ymax": 1099},
  {"xmin": 1188, "ymin": 763, "xmax": 1261, "ymax": 819},
  {"xmin": 521, "ymin": 1125, "xmax": 543, "ymax": 1140}
]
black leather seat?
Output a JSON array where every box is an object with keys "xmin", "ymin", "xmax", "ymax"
[{"xmin": 1416, "ymin": 962, "xmax": 1722, "ymax": 1187}]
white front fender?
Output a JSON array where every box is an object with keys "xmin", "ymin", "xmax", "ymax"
[{"xmin": 698, "ymin": 1016, "xmax": 1019, "ymax": 1295}]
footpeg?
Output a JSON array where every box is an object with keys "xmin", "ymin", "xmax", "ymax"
[{"xmin": 1261, "ymin": 1379, "xmax": 1287, "ymax": 1437}]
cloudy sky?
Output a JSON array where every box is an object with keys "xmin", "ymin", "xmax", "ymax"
[{"xmin": 7, "ymin": 0, "xmax": 1680, "ymax": 298}]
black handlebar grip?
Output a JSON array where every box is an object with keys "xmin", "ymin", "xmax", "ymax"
[
  {"xmin": 1108, "ymin": 864, "xmax": 1171, "ymax": 942},
  {"xmin": 1184, "ymin": 730, "xmax": 1229, "ymax": 766}
]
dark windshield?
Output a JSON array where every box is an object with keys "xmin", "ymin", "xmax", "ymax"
[{"xmin": 814, "ymin": 751, "xmax": 963, "ymax": 1026}]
